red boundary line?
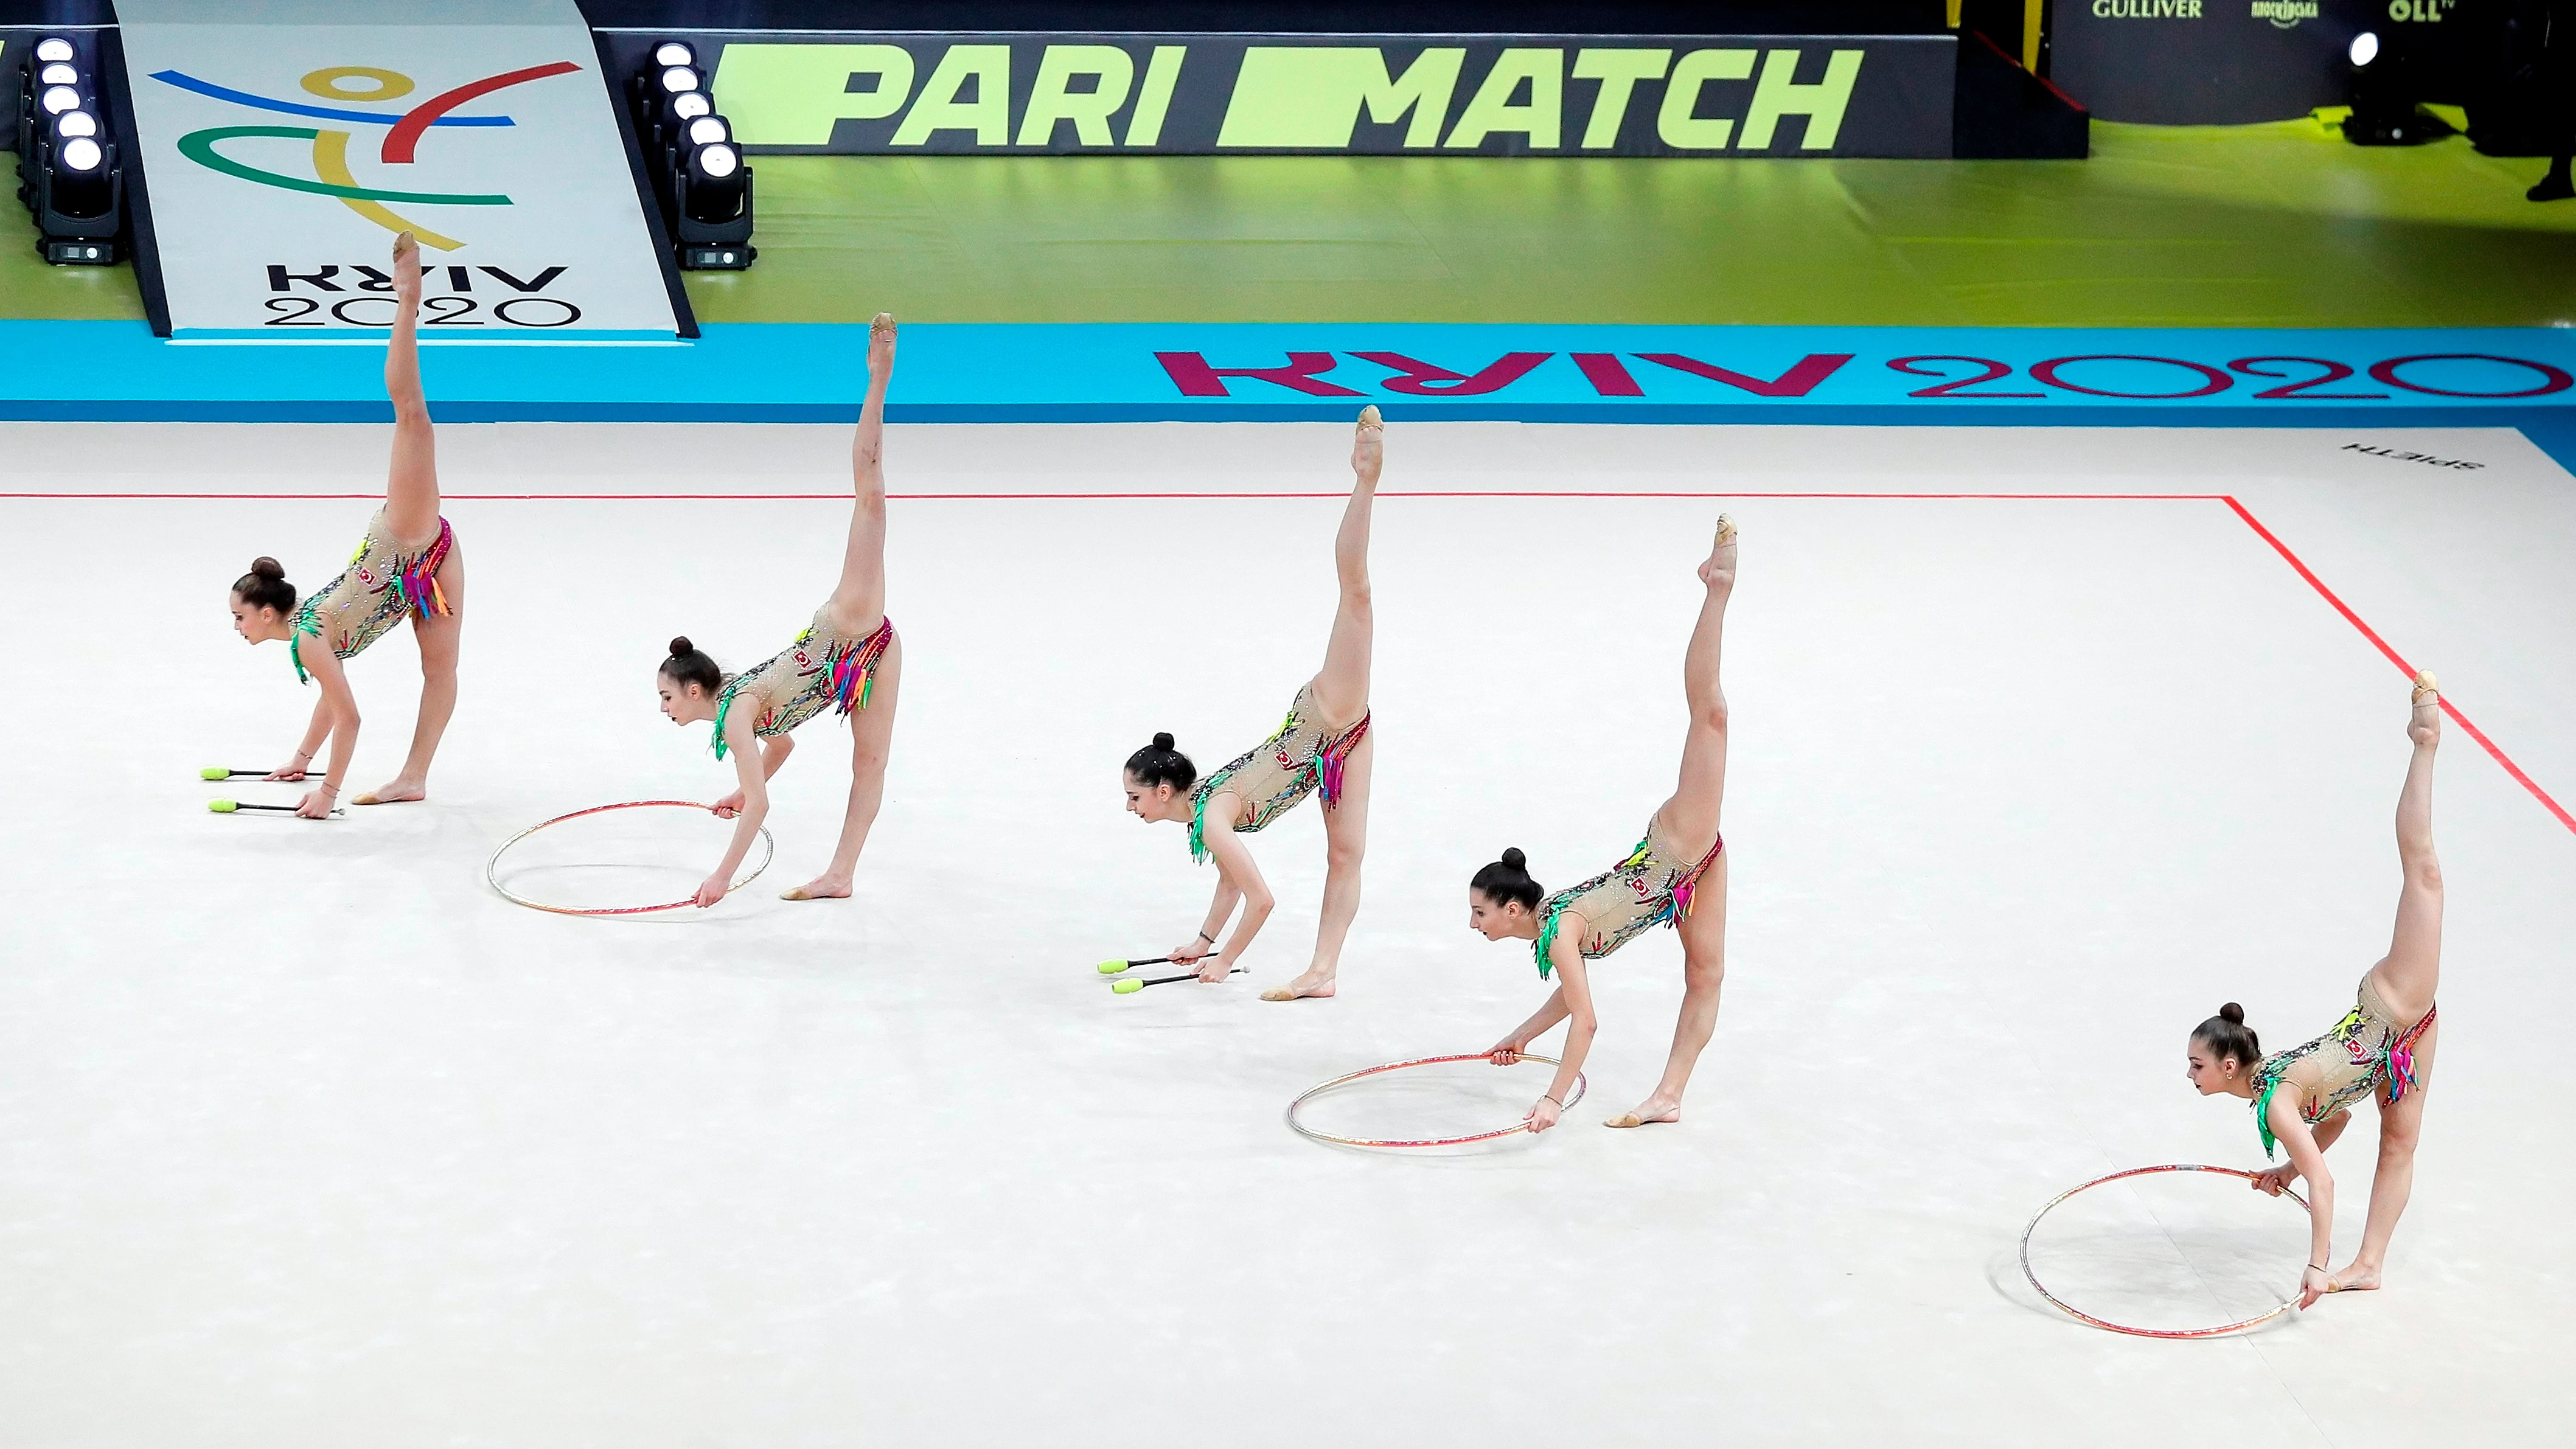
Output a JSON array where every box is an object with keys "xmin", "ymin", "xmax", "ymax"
[
  {"xmin": 2222, "ymin": 496, "xmax": 2575, "ymax": 835},
  {"xmin": 12, "ymin": 487, "xmax": 2566, "ymax": 834}
]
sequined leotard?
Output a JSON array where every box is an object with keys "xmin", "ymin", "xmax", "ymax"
[
  {"xmin": 2251, "ymin": 973, "xmax": 2437, "ymax": 1158},
  {"xmin": 1188, "ymin": 681, "xmax": 1371, "ymax": 863},
  {"xmin": 710, "ymin": 607, "xmax": 896, "ymax": 760},
  {"xmin": 289, "ymin": 508, "xmax": 456, "ymax": 683},
  {"xmin": 1531, "ymin": 815, "xmax": 1724, "ymax": 978}
]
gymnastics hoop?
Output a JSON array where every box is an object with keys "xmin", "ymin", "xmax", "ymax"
[
  {"xmin": 486, "ymin": 800, "xmax": 775, "ymax": 917},
  {"xmin": 2019, "ymin": 1163, "xmax": 2312, "ymax": 1340},
  {"xmin": 1287, "ymin": 1053, "xmax": 1588, "ymax": 1148}
]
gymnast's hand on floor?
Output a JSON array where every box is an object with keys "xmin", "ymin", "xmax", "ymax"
[
  {"xmin": 294, "ymin": 788, "xmax": 334, "ymax": 819},
  {"xmin": 1169, "ymin": 937, "xmax": 1210, "ymax": 967},
  {"xmin": 1524, "ymin": 1096, "xmax": 1561, "ymax": 1133},
  {"xmin": 711, "ymin": 790, "xmax": 747, "ymax": 819},
  {"xmin": 2251, "ymin": 1164, "xmax": 2300, "ymax": 1197},
  {"xmin": 265, "ymin": 753, "xmax": 309, "ymax": 782},
  {"xmin": 1194, "ymin": 956, "xmax": 1233, "ymax": 984},
  {"xmin": 692, "ymin": 873, "xmax": 728, "ymax": 908},
  {"xmin": 2297, "ymin": 1265, "xmax": 2330, "ymax": 1310}
]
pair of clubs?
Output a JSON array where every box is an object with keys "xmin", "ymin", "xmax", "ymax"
[
  {"xmin": 201, "ymin": 766, "xmax": 343, "ymax": 818},
  {"xmin": 1095, "ymin": 953, "xmax": 1243, "ymax": 995}
]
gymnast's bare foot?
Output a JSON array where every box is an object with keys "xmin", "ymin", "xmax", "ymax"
[
  {"xmin": 2328, "ymin": 1258, "xmax": 2383, "ymax": 1293},
  {"xmin": 782, "ymin": 873, "xmax": 852, "ymax": 901},
  {"xmin": 1699, "ymin": 515, "xmax": 1738, "ymax": 595},
  {"xmin": 1261, "ymin": 969, "xmax": 1338, "ymax": 1002},
  {"xmin": 354, "ymin": 775, "xmax": 426, "ymax": 805},
  {"xmin": 1605, "ymin": 1094, "xmax": 1683, "ymax": 1129},
  {"xmin": 2409, "ymin": 670, "xmax": 2442, "ymax": 749},
  {"xmin": 1351, "ymin": 405, "xmax": 1382, "ymax": 481}
]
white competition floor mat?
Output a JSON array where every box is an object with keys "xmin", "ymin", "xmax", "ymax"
[{"xmin": 4, "ymin": 421, "xmax": 2572, "ymax": 1446}]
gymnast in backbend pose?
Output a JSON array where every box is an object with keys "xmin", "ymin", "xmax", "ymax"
[
  {"xmin": 1120, "ymin": 408, "xmax": 1381, "ymax": 1002},
  {"xmin": 2187, "ymin": 671, "xmax": 2446, "ymax": 1309},
  {"xmin": 1470, "ymin": 516, "xmax": 1738, "ymax": 1133},
  {"xmin": 225, "ymin": 231, "xmax": 462, "ymax": 819},
  {"xmin": 655, "ymin": 313, "xmax": 903, "ymax": 907}
]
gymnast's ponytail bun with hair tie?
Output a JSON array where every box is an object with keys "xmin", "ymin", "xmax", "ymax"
[
  {"xmin": 2195, "ymin": 1002, "xmax": 2262, "ymax": 1066},
  {"xmin": 661, "ymin": 636, "xmax": 722, "ymax": 693},
  {"xmin": 1126, "ymin": 732, "xmax": 1197, "ymax": 790},
  {"xmin": 1472, "ymin": 848, "xmax": 1544, "ymax": 911},
  {"xmin": 231, "ymin": 556, "xmax": 297, "ymax": 613}
]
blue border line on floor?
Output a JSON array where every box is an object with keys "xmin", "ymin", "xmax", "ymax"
[{"xmin": 2, "ymin": 321, "xmax": 2571, "ymax": 465}]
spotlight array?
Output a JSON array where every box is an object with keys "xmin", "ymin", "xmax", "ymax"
[
  {"xmin": 628, "ymin": 40, "xmax": 754, "ymax": 269},
  {"xmin": 12, "ymin": 34, "xmax": 124, "ymax": 263}
]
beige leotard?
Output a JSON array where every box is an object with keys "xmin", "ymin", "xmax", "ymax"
[
  {"xmin": 709, "ymin": 606, "xmax": 896, "ymax": 759},
  {"xmin": 290, "ymin": 507, "xmax": 455, "ymax": 682},
  {"xmin": 1531, "ymin": 815, "xmax": 1723, "ymax": 976},
  {"xmin": 2251, "ymin": 973, "xmax": 2436, "ymax": 1158},
  {"xmin": 1188, "ymin": 681, "xmax": 1371, "ymax": 862}
]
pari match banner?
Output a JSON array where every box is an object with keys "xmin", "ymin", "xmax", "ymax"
[
  {"xmin": 117, "ymin": 0, "xmax": 683, "ymax": 342},
  {"xmin": 680, "ymin": 34, "xmax": 1957, "ymax": 158}
]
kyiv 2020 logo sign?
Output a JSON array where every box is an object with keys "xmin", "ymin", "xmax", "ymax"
[{"xmin": 150, "ymin": 61, "xmax": 580, "ymax": 251}]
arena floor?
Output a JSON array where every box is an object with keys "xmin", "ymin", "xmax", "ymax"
[{"xmin": 4, "ymin": 419, "xmax": 2571, "ymax": 1446}]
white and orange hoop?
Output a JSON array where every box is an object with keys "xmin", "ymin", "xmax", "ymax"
[
  {"xmin": 1287, "ymin": 1053, "xmax": 1589, "ymax": 1148},
  {"xmin": 2020, "ymin": 1163, "xmax": 2311, "ymax": 1339},
  {"xmin": 486, "ymin": 799, "xmax": 773, "ymax": 916}
]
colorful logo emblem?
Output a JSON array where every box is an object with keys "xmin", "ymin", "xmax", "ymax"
[{"xmin": 151, "ymin": 62, "xmax": 580, "ymax": 251}]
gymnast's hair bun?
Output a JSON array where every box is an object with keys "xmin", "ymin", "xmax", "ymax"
[
  {"xmin": 1126, "ymin": 732, "xmax": 1196, "ymax": 790},
  {"xmin": 1472, "ymin": 848, "xmax": 1544, "ymax": 911},
  {"xmin": 668, "ymin": 635, "xmax": 695, "ymax": 656},
  {"xmin": 248, "ymin": 556, "xmax": 285, "ymax": 579},
  {"xmin": 2219, "ymin": 1002, "xmax": 2246, "ymax": 1024}
]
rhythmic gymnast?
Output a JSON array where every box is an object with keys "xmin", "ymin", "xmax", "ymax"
[
  {"xmin": 225, "ymin": 232, "xmax": 462, "ymax": 819},
  {"xmin": 655, "ymin": 314, "xmax": 903, "ymax": 907},
  {"xmin": 2188, "ymin": 671, "xmax": 2446, "ymax": 1308},
  {"xmin": 1471, "ymin": 517, "xmax": 1738, "ymax": 1132},
  {"xmin": 1120, "ymin": 408, "xmax": 1381, "ymax": 1001}
]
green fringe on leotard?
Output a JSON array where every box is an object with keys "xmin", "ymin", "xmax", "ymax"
[
  {"xmin": 709, "ymin": 684, "xmax": 741, "ymax": 762},
  {"xmin": 1187, "ymin": 775, "xmax": 1223, "ymax": 865},
  {"xmin": 1532, "ymin": 906, "xmax": 1567, "ymax": 979},
  {"xmin": 2251, "ymin": 1066, "xmax": 2287, "ymax": 1160},
  {"xmin": 287, "ymin": 613, "xmax": 323, "ymax": 684}
]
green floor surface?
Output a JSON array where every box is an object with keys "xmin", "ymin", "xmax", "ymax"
[{"xmin": 9, "ymin": 120, "xmax": 2571, "ymax": 329}]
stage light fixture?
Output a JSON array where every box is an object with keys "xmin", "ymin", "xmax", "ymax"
[
  {"xmin": 686, "ymin": 115, "xmax": 730, "ymax": 147},
  {"xmin": 35, "ymin": 37, "xmax": 74, "ymax": 63},
  {"xmin": 687, "ymin": 141, "xmax": 743, "ymax": 204},
  {"xmin": 654, "ymin": 41, "xmax": 695, "ymax": 68},
  {"xmin": 41, "ymin": 85, "xmax": 82, "ymax": 116},
  {"xmin": 2342, "ymin": 26, "xmax": 2449, "ymax": 147},
  {"xmin": 659, "ymin": 64, "xmax": 701, "ymax": 95},
  {"xmin": 27, "ymin": 117, "xmax": 122, "ymax": 263},
  {"xmin": 39, "ymin": 61, "xmax": 77, "ymax": 88}
]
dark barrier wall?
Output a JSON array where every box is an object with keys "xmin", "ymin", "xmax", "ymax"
[
  {"xmin": 580, "ymin": 1, "xmax": 1951, "ymax": 36},
  {"xmin": 605, "ymin": 33, "xmax": 1960, "ymax": 157},
  {"xmin": 2050, "ymin": 0, "xmax": 2463, "ymax": 123}
]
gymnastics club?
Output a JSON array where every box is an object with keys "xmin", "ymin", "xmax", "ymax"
[
  {"xmin": 206, "ymin": 799, "xmax": 344, "ymax": 818},
  {"xmin": 1095, "ymin": 953, "xmax": 1228, "ymax": 975},
  {"xmin": 1110, "ymin": 967, "xmax": 1247, "ymax": 995},
  {"xmin": 201, "ymin": 766, "xmax": 284, "ymax": 779}
]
